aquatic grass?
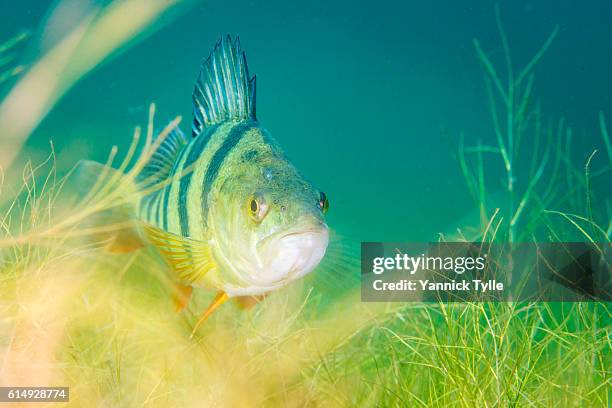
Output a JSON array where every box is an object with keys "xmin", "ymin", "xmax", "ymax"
[
  {"xmin": 0, "ymin": 6, "xmax": 610, "ymax": 408},
  {"xmin": 467, "ymin": 4, "xmax": 561, "ymax": 242},
  {"xmin": 598, "ymin": 112, "xmax": 612, "ymax": 167},
  {"xmin": 0, "ymin": 0, "xmax": 182, "ymax": 170},
  {"xmin": 461, "ymin": 5, "xmax": 610, "ymax": 245},
  {"xmin": 0, "ymin": 156, "xmax": 608, "ymax": 406},
  {"xmin": 0, "ymin": 31, "xmax": 27, "ymax": 86},
  {"xmin": 297, "ymin": 301, "xmax": 609, "ymax": 407}
]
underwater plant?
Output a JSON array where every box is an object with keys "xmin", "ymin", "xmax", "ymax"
[
  {"xmin": 457, "ymin": 6, "xmax": 610, "ymax": 247},
  {"xmin": 0, "ymin": 4, "xmax": 609, "ymax": 408},
  {"xmin": 0, "ymin": 32, "xmax": 27, "ymax": 87},
  {"xmin": 0, "ymin": 0, "xmax": 181, "ymax": 171}
]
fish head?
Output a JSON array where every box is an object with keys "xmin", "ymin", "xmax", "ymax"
[{"xmin": 209, "ymin": 142, "xmax": 329, "ymax": 294}]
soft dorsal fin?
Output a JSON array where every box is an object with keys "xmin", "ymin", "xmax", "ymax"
[
  {"xmin": 138, "ymin": 126, "xmax": 187, "ymax": 188},
  {"xmin": 191, "ymin": 34, "xmax": 256, "ymax": 137}
]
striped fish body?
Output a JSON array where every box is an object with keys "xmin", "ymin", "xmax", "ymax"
[
  {"xmin": 136, "ymin": 118, "xmax": 320, "ymax": 292},
  {"xmin": 137, "ymin": 121, "xmax": 253, "ymax": 240},
  {"xmin": 106, "ymin": 35, "xmax": 328, "ymax": 301},
  {"xmin": 74, "ymin": 35, "xmax": 328, "ymax": 329},
  {"xmin": 139, "ymin": 115, "xmax": 319, "ymax": 233},
  {"xmin": 136, "ymin": 121, "xmax": 260, "ymax": 288}
]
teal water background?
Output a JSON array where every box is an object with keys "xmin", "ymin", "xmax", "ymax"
[{"xmin": 2, "ymin": 0, "xmax": 610, "ymax": 243}]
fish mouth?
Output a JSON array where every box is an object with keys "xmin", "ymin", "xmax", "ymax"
[
  {"xmin": 280, "ymin": 227, "xmax": 327, "ymax": 239},
  {"xmin": 254, "ymin": 219, "xmax": 329, "ymax": 285}
]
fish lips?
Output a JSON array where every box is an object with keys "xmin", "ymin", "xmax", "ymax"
[{"xmin": 255, "ymin": 219, "xmax": 329, "ymax": 285}]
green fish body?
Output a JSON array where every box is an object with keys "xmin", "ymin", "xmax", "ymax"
[{"xmin": 88, "ymin": 35, "xmax": 329, "ymax": 299}]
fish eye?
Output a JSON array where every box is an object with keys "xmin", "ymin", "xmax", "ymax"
[
  {"xmin": 248, "ymin": 195, "xmax": 268, "ymax": 222},
  {"xmin": 318, "ymin": 191, "xmax": 329, "ymax": 214}
]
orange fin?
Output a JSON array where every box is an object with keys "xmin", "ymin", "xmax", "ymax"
[
  {"xmin": 143, "ymin": 224, "xmax": 216, "ymax": 284},
  {"xmin": 172, "ymin": 283, "xmax": 193, "ymax": 312},
  {"xmin": 190, "ymin": 291, "xmax": 228, "ymax": 338},
  {"xmin": 234, "ymin": 295, "xmax": 266, "ymax": 310},
  {"xmin": 105, "ymin": 225, "xmax": 146, "ymax": 253}
]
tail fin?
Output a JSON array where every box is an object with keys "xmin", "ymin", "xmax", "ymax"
[{"xmin": 72, "ymin": 160, "xmax": 145, "ymax": 253}]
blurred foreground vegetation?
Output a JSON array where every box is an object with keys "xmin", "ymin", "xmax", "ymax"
[{"xmin": 0, "ymin": 3, "xmax": 610, "ymax": 407}]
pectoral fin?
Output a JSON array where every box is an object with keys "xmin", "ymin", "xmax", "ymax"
[{"xmin": 143, "ymin": 224, "xmax": 216, "ymax": 285}]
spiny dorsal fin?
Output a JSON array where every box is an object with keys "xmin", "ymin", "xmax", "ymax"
[
  {"xmin": 192, "ymin": 34, "xmax": 257, "ymax": 137},
  {"xmin": 138, "ymin": 126, "xmax": 187, "ymax": 188}
]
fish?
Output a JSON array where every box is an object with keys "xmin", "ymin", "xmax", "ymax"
[{"xmin": 77, "ymin": 35, "xmax": 330, "ymax": 334}]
